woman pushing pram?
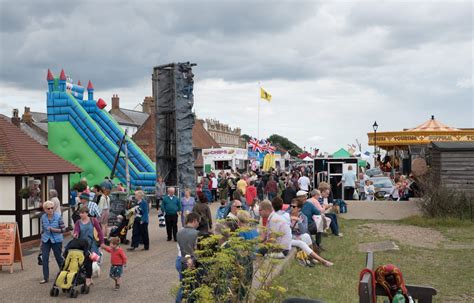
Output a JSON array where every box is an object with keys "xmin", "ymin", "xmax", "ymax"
[{"xmin": 72, "ymin": 206, "xmax": 104, "ymax": 287}]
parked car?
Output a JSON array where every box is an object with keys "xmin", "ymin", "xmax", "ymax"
[{"xmin": 369, "ymin": 176, "xmax": 396, "ymax": 200}]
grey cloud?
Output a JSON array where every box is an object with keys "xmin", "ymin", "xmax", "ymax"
[
  {"xmin": 346, "ymin": 1, "xmax": 472, "ymax": 47},
  {"xmin": 0, "ymin": 0, "xmax": 471, "ymax": 124}
]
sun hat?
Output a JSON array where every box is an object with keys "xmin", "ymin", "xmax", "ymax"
[
  {"xmin": 79, "ymin": 192, "xmax": 90, "ymax": 200},
  {"xmin": 296, "ymin": 190, "xmax": 308, "ymax": 197}
]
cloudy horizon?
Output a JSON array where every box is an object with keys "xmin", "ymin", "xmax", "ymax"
[{"xmin": 1, "ymin": 0, "xmax": 472, "ymax": 154}]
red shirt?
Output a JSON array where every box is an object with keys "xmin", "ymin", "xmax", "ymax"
[
  {"xmin": 245, "ymin": 186, "xmax": 257, "ymax": 206},
  {"xmin": 104, "ymin": 246, "xmax": 127, "ymax": 266}
]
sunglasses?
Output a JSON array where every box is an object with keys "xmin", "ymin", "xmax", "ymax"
[
  {"xmin": 235, "ymin": 205, "xmax": 242, "ymax": 208},
  {"xmin": 290, "ymin": 205, "xmax": 297, "ymax": 208},
  {"xmin": 46, "ymin": 207, "xmax": 54, "ymax": 210}
]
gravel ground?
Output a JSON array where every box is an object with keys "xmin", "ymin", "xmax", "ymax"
[
  {"xmin": 360, "ymin": 223, "xmax": 445, "ymax": 249},
  {"xmin": 339, "ymin": 200, "xmax": 422, "ymax": 220},
  {"xmin": 0, "ymin": 204, "xmax": 220, "ymax": 303}
]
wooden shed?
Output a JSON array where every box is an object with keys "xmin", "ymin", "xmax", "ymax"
[{"xmin": 430, "ymin": 142, "xmax": 474, "ymax": 197}]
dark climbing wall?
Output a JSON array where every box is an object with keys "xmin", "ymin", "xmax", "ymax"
[{"xmin": 153, "ymin": 62, "xmax": 196, "ymax": 194}]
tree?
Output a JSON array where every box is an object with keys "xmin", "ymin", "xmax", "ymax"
[
  {"xmin": 267, "ymin": 134, "xmax": 303, "ymax": 156},
  {"xmin": 241, "ymin": 134, "xmax": 251, "ymax": 142}
]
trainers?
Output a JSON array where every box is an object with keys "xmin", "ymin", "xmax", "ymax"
[
  {"xmin": 336, "ymin": 233, "xmax": 343, "ymax": 237},
  {"xmin": 310, "ymin": 259, "xmax": 320, "ymax": 265},
  {"xmin": 114, "ymin": 284, "xmax": 120, "ymax": 291},
  {"xmin": 127, "ymin": 247, "xmax": 136, "ymax": 251}
]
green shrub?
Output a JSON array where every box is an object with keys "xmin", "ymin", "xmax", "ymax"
[
  {"xmin": 180, "ymin": 224, "xmax": 286, "ymax": 303},
  {"xmin": 417, "ymin": 175, "xmax": 473, "ymax": 220},
  {"xmin": 18, "ymin": 187, "xmax": 31, "ymax": 199}
]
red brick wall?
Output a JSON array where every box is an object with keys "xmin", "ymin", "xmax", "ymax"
[{"xmin": 132, "ymin": 114, "xmax": 156, "ymax": 160}]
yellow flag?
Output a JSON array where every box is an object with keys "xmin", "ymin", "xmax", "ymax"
[{"xmin": 260, "ymin": 87, "xmax": 272, "ymax": 102}]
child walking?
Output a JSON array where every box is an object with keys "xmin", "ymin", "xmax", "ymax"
[{"xmin": 101, "ymin": 237, "xmax": 127, "ymax": 290}]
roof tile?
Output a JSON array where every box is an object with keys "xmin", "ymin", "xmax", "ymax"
[{"xmin": 0, "ymin": 116, "xmax": 81, "ymax": 175}]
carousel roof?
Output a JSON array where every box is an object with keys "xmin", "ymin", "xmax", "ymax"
[{"xmin": 409, "ymin": 115, "xmax": 459, "ymax": 132}]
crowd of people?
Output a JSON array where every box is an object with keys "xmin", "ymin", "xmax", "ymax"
[
  {"xmin": 38, "ymin": 168, "xmax": 345, "ymax": 299},
  {"xmin": 39, "ymin": 177, "xmax": 132, "ymax": 293},
  {"xmin": 173, "ymin": 168, "xmax": 345, "ymax": 301}
]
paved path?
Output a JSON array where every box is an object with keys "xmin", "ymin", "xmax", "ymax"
[
  {"xmin": 339, "ymin": 200, "xmax": 422, "ymax": 220},
  {"xmin": 0, "ymin": 203, "xmax": 219, "ymax": 303}
]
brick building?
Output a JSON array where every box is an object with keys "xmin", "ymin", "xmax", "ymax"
[
  {"xmin": 203, "ymin": 119, "xmax": 244, "ymax": 148},
  {"xmin": 109, "ymin": 96, "xmax": 220, "ymax": 172}
]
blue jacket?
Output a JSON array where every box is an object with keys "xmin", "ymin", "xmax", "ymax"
[
  {"xmin": 161, "ymin": 195, "xmax": 182, "ymax": 215},
  {"xmin": 301, "ymin": 201, "xmax": 321, "ymax": 225},
  {"xmin": 41, "ymin": 213, "xmax": 65, "ymax": 244},
  {"xmin": 138, "ymin": 200, "xmax": 149, "ymax": 223}
]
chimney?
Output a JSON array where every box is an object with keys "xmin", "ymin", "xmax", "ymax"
[
  {"xmin": 112, "ymin": 94, "xmax": 120, "ymax": 110},
  {"xmin": 142, "ymin": 96, "xmax": 155, "ymax": 114},
  {"xmin": 11, "ymin": 109, "xmax": 20, "ymax": 127},
  {"xmin": 22, "ymin": 107, "xmax": 33, "ymax": 124}
]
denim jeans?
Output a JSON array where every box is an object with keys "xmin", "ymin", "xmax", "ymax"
[
  {"xmin": 41, "ymin": 240, "xmax": 63, "ymax": 281},
  {"xmin": 324, "ymin": 213, "xmax": 340, "ymax": 235},
  {"xmin": 267, "ymin": 192, "xmax": 276, "ymax": 201},
  {"xmin": 175, "ymin": 256, "xmax": 183, "ymax": 303}
]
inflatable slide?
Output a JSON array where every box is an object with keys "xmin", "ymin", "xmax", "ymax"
[{"xmin": 46, "ymin": 69, "xmax": 156, "ymax": 191}]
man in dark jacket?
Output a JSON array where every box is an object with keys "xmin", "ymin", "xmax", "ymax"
[{"xmin": 282, "ymin": 184, "xmax": 297, "ymax": 205}]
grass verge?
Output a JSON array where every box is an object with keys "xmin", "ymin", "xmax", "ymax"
[{"xmin": 272, "ymin": 218, "xmax": 474, "ymax": 303}]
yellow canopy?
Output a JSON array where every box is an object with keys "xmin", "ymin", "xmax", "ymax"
[{"xmin": 368, "ymin": 116, "xmax": 474, "ymax": 148}]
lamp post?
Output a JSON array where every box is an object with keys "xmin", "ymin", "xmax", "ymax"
[{"xmin": 372, "ymin": 121, "xmax": 378, "ymax": 156}]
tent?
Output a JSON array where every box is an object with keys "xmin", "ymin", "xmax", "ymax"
[
  {"xmin": 302, "ymin": 156, "xmax": 313, "ymax": 162},
  {"xmin": 333, "ymin": 148, "xmax": 367, "ymax": 167},
  {"xmin": 332, "ymin": 148, "xmax": 351, "ymax": 158}
]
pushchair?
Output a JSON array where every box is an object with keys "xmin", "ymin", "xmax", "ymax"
[
  {"xmin": 50, "ymin": 239, "xmax": 89, "ymax": 298},
  {"xmin": 109, "ymin": 210, "xmax": 131, "ymax": 244}
]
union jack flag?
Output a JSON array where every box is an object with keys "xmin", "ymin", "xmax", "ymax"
[
  {"xmin": 248, "ymin": 138, "xmax": 263, "ymax": 152},
  {"xmin": 263, "ymin": 140, "xmax": 276, "ymax": 154}
]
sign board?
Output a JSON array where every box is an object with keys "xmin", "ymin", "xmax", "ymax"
[
  {"xmin": 368, "ymin": 131, "xmax": 474, "ymax": 147},
  {"xmin": 0, "ymin": 223, "xmax": 24, "ymax": 273},
  {"xmin": 108, "ymin": 193, "xmax": 129, "ymax": 226}
]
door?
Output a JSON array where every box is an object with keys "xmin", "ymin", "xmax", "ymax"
[{"xmin": 328, "ymin": 162, "xmax": 343, "ymax": 199}]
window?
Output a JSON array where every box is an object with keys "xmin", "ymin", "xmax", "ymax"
[
  {"xmin": 23, "ymin": 176, "xmax": 44, "ymax": 210},
  {"xmin": 47, "ymin": 176, "xmax": 55, "ymax": 193},
  {"xmin": 214, "ymin": 161, "xmax": 231, "ymax": 170}
]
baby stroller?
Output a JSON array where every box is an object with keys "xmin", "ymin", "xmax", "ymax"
[
  {"xmin": 109, "ymin": 210, "xmax": 131, "ymax": 244},
  {"xmin": 50, "ymin": 239, "xmax": 89, "ymax": 298}
]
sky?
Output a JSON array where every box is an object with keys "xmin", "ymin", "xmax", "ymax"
[{"xmin": 0, "ymin": 0, "xmax": 472, "ymax": 154}]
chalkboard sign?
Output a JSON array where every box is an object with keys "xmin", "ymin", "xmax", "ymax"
[{"xmin": 108, "ymin": 192, "xmax": 129, "ymax": 226}]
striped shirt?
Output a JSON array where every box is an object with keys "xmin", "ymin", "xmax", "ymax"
[{"xmin": 87, "ymin": 201, "xmax": 102, "ymax": 218}]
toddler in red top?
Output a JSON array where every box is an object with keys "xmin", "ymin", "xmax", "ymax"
[{"xmin": 102, "ymin": 237, "xmax": 127, "ymax": 290}]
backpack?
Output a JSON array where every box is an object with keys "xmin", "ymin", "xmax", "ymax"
[{"xmin": 375, "ymin": 264, "xmax": 410, "ymax": 302}]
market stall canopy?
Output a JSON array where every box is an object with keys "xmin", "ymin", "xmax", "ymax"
[
  {"xmin": 302, "ymin": 156, "xmax": 313, "ymax": 162},
  {"xmin": 367, "ymin": 115, "xmax": 474, "ymax": 148},
  {"xmin": 332, "ymin": 148, "xmax": 351, "ymax": 158}
]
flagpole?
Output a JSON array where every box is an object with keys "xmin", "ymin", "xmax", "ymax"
[{"xmin": 258, "ymin": 82, "xmax": 261, "ymax": 138}]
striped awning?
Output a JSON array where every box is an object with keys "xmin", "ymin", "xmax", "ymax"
[{"xmin": 409, "ymin": 115, "xmax": 459, "ymax": 132}]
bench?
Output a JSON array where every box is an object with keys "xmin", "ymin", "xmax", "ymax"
[{"xmin": 359, "ymin": 251, "xmax": 437, "ymax": 303}]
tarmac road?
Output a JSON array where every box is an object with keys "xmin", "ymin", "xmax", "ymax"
[{"xmin": 0, "ymin": 206, "xmax": 210, "ymax": 303}]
